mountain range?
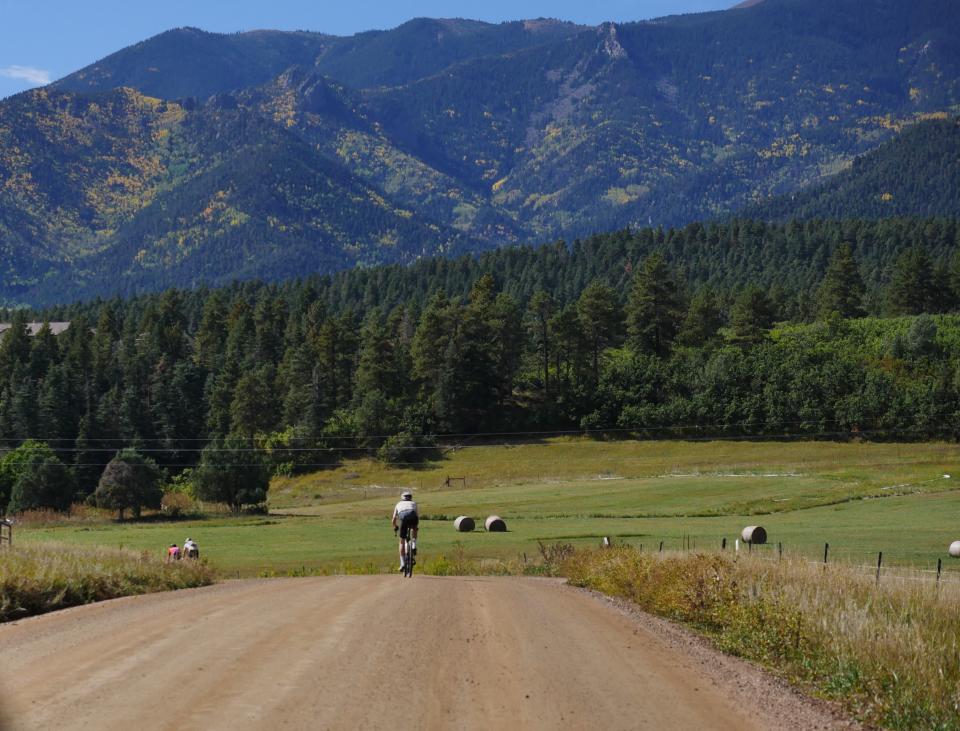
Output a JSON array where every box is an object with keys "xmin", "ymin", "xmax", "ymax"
[{"xmin": 1, "ymin": 0, "xmax": 960, "ymax": 304}]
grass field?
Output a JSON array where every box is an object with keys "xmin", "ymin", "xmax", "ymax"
[{"xmin": 16, "ymin": 439, "xmax": 960, "ymax": 578}]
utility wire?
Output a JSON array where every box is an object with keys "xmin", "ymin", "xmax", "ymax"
[
  {"xmin": 0, "ymin": 416, "xmax": 953, "ymax": 442},
  {"xmin": 0, "ymin": 421, "xmax": 954, "ymax": 444}
]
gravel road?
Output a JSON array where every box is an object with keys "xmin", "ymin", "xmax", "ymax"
[{"xmin": 0, "ymin": 576, "xmax": 855, "ymax": 730}]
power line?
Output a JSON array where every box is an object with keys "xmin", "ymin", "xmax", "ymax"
[{"xmin": 0, "ymin": 419, "xmax": 955, "ymax": 443}]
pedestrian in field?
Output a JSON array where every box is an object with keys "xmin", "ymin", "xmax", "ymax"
[
  {"xmin": 166, "ymin": 543, "xmax": 181, "ymax": 562},
  {"xmin": 183, "ymin": 537, "xmax": 199, "ymax": 559}
]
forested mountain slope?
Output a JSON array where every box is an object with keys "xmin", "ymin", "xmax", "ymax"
[
  {"xmin": 0, "ymin": 89, "xmax": 468, "ymax": 304},
  {"xmin": 746, "ymin": 116, "xmax": 960, "ymax": 220},
  {"xmin": 42, "ymin": 217, "xmax": 960, "ymax": 327},
  {"xmin": 1, "ymin": 0, "xmax": 959, "ymax": 304}
]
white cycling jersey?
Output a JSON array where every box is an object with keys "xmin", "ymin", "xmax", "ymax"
[{"xmin": 392, "ymin": 500, "xmax": 418, "ymax": 518}]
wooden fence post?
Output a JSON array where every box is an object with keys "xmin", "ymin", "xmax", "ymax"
[
  {"xmin": 823, "ymin": 543, "xmax": 830, "ymax": 564},
  {"xmin": 875, "ymin": 551, "xmax": 883, "ymax": 585},
  {"xmin": 0, "ymin": 519, "xmax": 12, "ymax": 547}
]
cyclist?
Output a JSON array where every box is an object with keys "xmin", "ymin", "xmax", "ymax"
[
  {"xmin": 166, "ymin": 543, "xmax": 181, "ymax": 562},
  {"xmin": 391, "ymin": 490, "xmax": 419, "ymax": 572}
]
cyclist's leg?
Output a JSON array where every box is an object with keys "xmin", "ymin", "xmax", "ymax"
[{"xmin": 407, "ymin": 513, "xmax": 419, "ymax": 556}]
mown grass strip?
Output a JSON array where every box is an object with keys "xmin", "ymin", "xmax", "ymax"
[
  {"xmin": 0, "ymin": 543, "xmax": 215, "ymax": 622},
  {"xmin": 564, "ymin": 547, "xmax": 960, "ymax": 731}
]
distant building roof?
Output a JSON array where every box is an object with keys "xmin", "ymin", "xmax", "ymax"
[{"xmin": 0, "ymin": 322, "xmax": 72, "ymax": 337}]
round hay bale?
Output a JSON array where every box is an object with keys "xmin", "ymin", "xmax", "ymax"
[
  {"xmin": 485, "ymin": 515, "xmax": 507, "ymax": 532},
  {"xmin": 454, "ymin": 516, "xmax": 476, "ymax": 532},
  {"xmin": 949, "ymin": 541, "xmax": 960, "ymax": 558},
  {"xmin": 741, "ymin": 525, "xmax": 767, "ymax": 545}
]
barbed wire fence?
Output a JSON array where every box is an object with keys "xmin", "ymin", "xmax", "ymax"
[{"xmin": 604, "ymin": 533, "xmax": 960, "ymax": 592}]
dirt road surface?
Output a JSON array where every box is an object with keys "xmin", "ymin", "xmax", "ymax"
[{"xmin": 0, "ymin": 577, "xmax": 851, "ymax": 730}]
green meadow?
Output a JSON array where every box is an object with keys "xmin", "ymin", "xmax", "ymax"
[{"xmin": 17, "ymin": 439, "xmax": 960, "ymax": 577}]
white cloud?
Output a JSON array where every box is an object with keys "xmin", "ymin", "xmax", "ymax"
[{"xmin": 0, "ymin": 65, "xmax": 52, "ymax": 85}]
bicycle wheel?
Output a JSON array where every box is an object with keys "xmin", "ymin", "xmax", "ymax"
[{"xmin": 405, "ymin": 542, "xmax": 414, "ymax": 578}]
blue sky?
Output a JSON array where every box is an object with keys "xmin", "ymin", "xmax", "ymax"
[{"xmin": 0, "ymin": 0, "xmax": 736, "ymax": 99}]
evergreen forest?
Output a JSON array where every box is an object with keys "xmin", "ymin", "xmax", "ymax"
[{"xmin": 3, "ymin": 216, "xmax": 960, "ymax": 514}]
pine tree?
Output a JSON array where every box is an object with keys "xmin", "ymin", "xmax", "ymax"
[
  {"xmin": 354, "ymin": 308, "xmax": 402, "ymax": 401},
  {"xmin": 490, "ymin": 293, "xmax": 523, "ymax": 407},
  {"xmin": 816, "ymin": 244, "xmax": 865, "ymax": 319},
  {"xmin": 678, "ymin": 287, "xmax": 724, "ymax": 347},
  {"xmin": 144, "ymin": 290, "xmax": 188, "ymax": 363},
  {"xmin": 37, "ymin": 363, "xmax": 72, "ymax": 446},
  {"xmin": 73, "ymin": 412, "xmax": 104, "ymax": 498},
  {"xmin": 888, "ymin": 246, "xmax": 936, "ymax": 315},
  {"xmin": 550, "ymin": 304, "xmax": 586, "ymax": 389},
  {"xmin": 278, "ymin": 342, "xmax": 319, "ymax": 430},
  {"xmin": 229, "ymin": 366, "xmax": 278, "ymax": 440},
  {"xmin": 730, "ymin": 286, "xmax": 775, "ymax": 343},
  {"xmin": 254, "ymin": 295, "xmax": 288, "ymax": 366},
  {"xmin": 625, "ymin": 253, "xmax": 685, "ymax": 357},
  {"xmin": 194, "ymin": 292, "xmax": 229, "ymax": 372},
  {"xmin": 0, "ymin": 311, "xmax": 31, "ymax": 385},
  {"xmin": 92, "ymin": 305, "xmax": 121, "ymax": 396},
  {"xmin": 577, "ymin": 281, "xmax": 623, "ymax": 385},
  {"xmin": 459, "ymin": 295, "xmax": 494, "ymax": 417},
  {"xmin": 29, "ymin": 322, "xmax": 60, "ymax": 381},
  {"xmin": 526, "ymin": 290, "xmax": 556, "ymax": 397},
  {"xmin": 333, "ymin": 312, "xmax": 360, "ymax": 409},
  {"xmin": 8, "ymin": 364, "xmax": 37, "ymax": 441},
  {"xmin": 410, "ymin": 291, "xmax": 454, "ymax": 395}
]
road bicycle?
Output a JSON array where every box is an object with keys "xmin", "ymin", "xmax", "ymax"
[
  {"xmin": 403, "ymin": 537, "xmax": 415, "ymax": 578},
  {"xmin": 396, "ymin": 528, "xmax": 415, "ymax": 578}
]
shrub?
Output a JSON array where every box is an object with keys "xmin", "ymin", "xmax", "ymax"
[
  {"xmin": 160, "ymin": 491, "xmax": 196, "ymax": 518},
  {"xmin": 376, "ymin": 430, "xmax": 439, "ymax": 465}
]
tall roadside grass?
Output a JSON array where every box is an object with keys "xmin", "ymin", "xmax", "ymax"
[
  {"xmin": 1, "ymin": 543, "xmax": 215, "ymax": 622},
  {"xmin": 564, "ymin": 547, "xmax": 960, "ymax": 731}
]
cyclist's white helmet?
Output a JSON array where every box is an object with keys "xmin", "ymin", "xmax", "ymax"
[{"xmin": 401, "ymin": 491, "xmax": 413, "ymax": 500}]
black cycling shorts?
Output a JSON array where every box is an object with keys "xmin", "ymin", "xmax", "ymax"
[{"xmin": 398, "ymin": 511, "xmax": 419, "ymax": 540}]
